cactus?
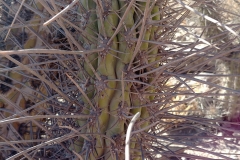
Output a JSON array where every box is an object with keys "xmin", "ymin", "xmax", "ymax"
[{"xmin": 1, "ymin": 0, "xmax": 240, "ymax": 159}]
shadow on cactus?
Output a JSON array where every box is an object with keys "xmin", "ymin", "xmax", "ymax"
[{"xmin": 0, "ymin": 0, "xmax": 240, "ymax": 159}]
